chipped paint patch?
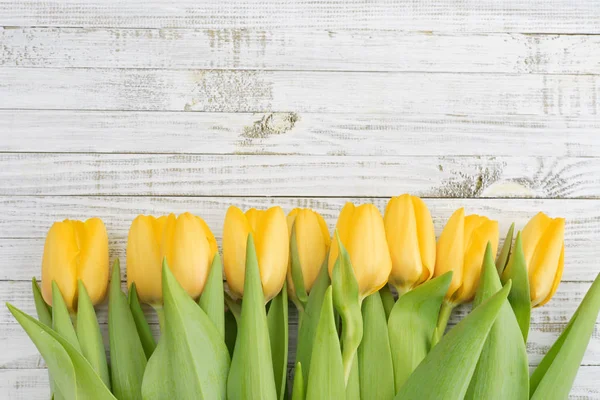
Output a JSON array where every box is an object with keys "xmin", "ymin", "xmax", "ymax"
[
  {"xmin": 242, "ymin": 112, "xmax": 299, "ymax": 139},
  {"xmin": 435, "ymin": 162, "xmax": 504, "ymax": 198}
]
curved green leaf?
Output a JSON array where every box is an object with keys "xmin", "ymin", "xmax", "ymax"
[
  {"xmin": 379, "ymin": 284, "xmax": 395, "ymax": 321},
  {"xmin": 306, "ymin": 286, "xmax": 345, "ymax": 400},
  {"xmin": 465, "ymin": 243, "xmax": 528, "ymax": 400},
  {"xmin": 32, "ymin": 278, "xmax": 52, "ymax": 327},
  {"xmin": 8, "ymin": 303, "xmax": 116, "ymax": 399},
  {"xmin": 128, "ymin": 283, "xmax": 156, "ymax": 359},
  {"xmin": 501, "ymin": 232, "xmax": 531, "ymax": 341},
  {"xmin": 268, "ymin": 281, "xmax": 289, "ymax": 400},
  {"xmin": 199, "ymin": 253, "xmax": 225, "ymax": 338},
  {"xmin": 77, "ymin": 281, "xmax": 111, "ymax": 389},
  {"xmin": 142, "ymin": 260, "xmax": 230, "ymax": 399},
  {"xmin": 291, "ymin": 362, "xmax": 304, "ymax": 400},
  {"xmin": 496, "ymin": 223, "xmax": 514, "ymax": 274},
  {"xmin": 530, "ymin": 273, "xmax": 600, "ymax": 400},
  {"xmin": 388, "ymin": 272, "xmax": 452, "ymax": 391},
  {"xmin": 108, "ymin": 259, "xmax": 147, "ymax": 400},
  {"xmin": 358, "ymin": 291, "xmax": 394, "ymax": 400},
  {"xmin": 295, "ymin": 260, "xmax": 330, "ymax": 393},
  {"xmin": 227, "ymin": 234, "xmax": 277, "ymax": 400},
  {"xmin": 395, "ymin": 281, "xmax": 512, "ymax": 400},
  {"xmin": 52, "ymin": 282, "xmax": 80, "ymax": 352}
]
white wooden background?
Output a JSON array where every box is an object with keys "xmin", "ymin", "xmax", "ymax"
[{"xmin": 1, "ymin": 1, "xmax": 600, "ymax": 398}]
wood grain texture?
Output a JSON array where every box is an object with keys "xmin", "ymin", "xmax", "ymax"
[
  {"xmin": 2, "ymin": 68, "xmax": 599, "ymax": 115},
  {"xmin": 2, "ymin": 153, "xmax": 600, "ymax": 198},
  {"xmin": 0, "ymin": 196, "xmax": 597, "ymax": 240},
  {"xmin": 3, "ymin": 28, "xmax": 600, "ymax": 74},
  {"xmin": 3, "ymin": 110, "xmax": 600, "ymax": 157},
  {"xmin": 1, "ymin": 0, "xmax": 599, "ymax": 33}
]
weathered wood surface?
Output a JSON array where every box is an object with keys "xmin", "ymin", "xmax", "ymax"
[
  {"xmin": 3, "ymin": 28, "xmax": 600, "ymax": 74},
  {"xmin": 3, "ymin": 111, "xmax": 600, "ymax": 157},
  {"xmin": 1, "ymin": 0, "xmax": 600, "ymax": 397},
  {"xmin": 1, "ymin": 0, "xmax": 599, "ymax": 33},
  {"xmin": 1, "ymin": 68, "xmax": 599, "ymax": 115}
]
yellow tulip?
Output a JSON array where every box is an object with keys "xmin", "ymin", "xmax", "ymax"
[
  {"xmin": 41, "ymin": 218, "xmax": 109, "ymax": 312},
  {"xmin": 126, "ymin": 212, "xmax": 217, "ymax": 305},
  {"xmin": 434, "ymin": 208, "xmax": 499, "ymax": 305},
  {"xmin": 521, "ymin": 212, "xmax": 565, "ymax": 307},
  {"xmin": 286, "ymin": 208, "xmax": 331, "ymax": 296},
  {"xmin": 328, "ymin": 203, "xmax": 392, "ymax": 299},
  {"xmin": 223, "ymin": 205, "xmax": 289, "ymax": 301},
  {"xmin": 384, "ymin": 194, "xmax": 436, "ymax": 293}
]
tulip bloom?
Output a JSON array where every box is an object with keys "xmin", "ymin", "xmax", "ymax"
[
  {"xmin": 384, "ymin": 194, "xmax": 436, "ymax": 293},
  {"xmin": 287, "ymin": 208, "xmax": 331, "ymax": 296},
  {"xmin": 127, "ymin": 213, "xmax": 217, "ymax": 305},
  {"xmin": 223, "ymin": 206, "xmax": 289, "ymax": 301},
  {"xmin": 434, "ymin": 208, "xmax": 499, "ymax": 305},
  {"xmin": 328, "ymin": 203, "xmax": 392, "ymax": 300},
  {"xmin": 521, "ymin": 212, "xmax": 565, "ymax": 307},
  {"xmin": 42, "ymin": 218, "xmax": 109, "ymax": 312}
]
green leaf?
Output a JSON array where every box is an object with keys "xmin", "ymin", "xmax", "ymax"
[
  {"xmin": 290, "ymin": 222, "xmax": 309, "ymax": 305},
  {"xmin": 294, "ymin": 259, "xmax": 330, "ymax": 394},
  {"xmin": 142, "ymin": 260, "xmax": 230, "ymax": 399},
  {"xmin": 291, "ymin": 363, "xmax": 305, "ymax": 400},
  {"xmin": 32, "ymin": 278, "xmax": 52, "ymax": 327},
  {"xmin": 7, "ymin": 303, "xmax": 116, "ymax": 399},
  {"xmin": 395, "ymin": 281, "xmax": 512, "ymax": 400},
  {"xmin": 108, "ymin": 259, "xmax": 147, "ymax": 400},
  {"xmin": 267, "ymin": 281, "xmax": 289, "ymax": 400},
  {"xmin": 331, "ymin": 232, "xmax": 363, "ymax": 385},
  {"xmin": 199, "ymin": 253, "xmax": 225, "ymax": 339},
  {"xmin": 358, "ymin": 291, "xmax": 394, "ymax": 400},
  {"xmin": 51, "ymin": 281, "xmax": 80, "ymax": 352},
  {"xmin": 530, "ymin": 273, "xmax": 600, "ymax": 400},
  {"xmin": 306, "ymin": 286, "xmax": 345, "ymax": 400},
  {"xmin": 346, "ymin": 356, "xmax": 360, "ymax": 400},
  {"xmin": 501, "ymin": 232, "xmax": 531, "ymax": 341},
  {"xmin": 227, "ymin": 234, "xmax": 277, "ymax": 400},
  {"xmin": 77, "ymin": 281, "xmax": 111, "ymax": 390},
  {"xmin": 465, "ymin": 243, "xmax": 529, "ymax": 400},
  {"xmin": 128, "ymin": 283, "xmax": 156, "ymax": 359},
  {"xmin": 379, "ymin": 284, "xmax": 395, "ymax": 321},
  {"xmin": 224, "ymin": 309, "xmax": 238, "ymax": 357},
  {"xmin": 496, "ymin": 223, "xmax": 514, "ymax": 274},
  {"xmin": 388, "ymin": 272, "xmax": 452, "ymax": 390}
]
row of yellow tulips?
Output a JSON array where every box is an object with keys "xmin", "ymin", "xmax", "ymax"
[{"xmin": 40, "ymin": 194, "xmax": 564, "ymax": 313}]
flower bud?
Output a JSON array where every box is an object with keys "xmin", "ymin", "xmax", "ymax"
[
  {"xmin": 126, "ymin": 212, "xmax": 217, "ymax": 304},
  {"xmin": 328, "ymin": 203, "xmax": 392, "ymax": 299},
  {"xmin": 223, "ymin": 206, "xmax": 289, "ymax": 301},
  {"xmin": 521, "ymin": 212, "xmax": 565, "ymax": 307},
  {"xmin": 42, "ymin": 218, "xmax": 109, "ymax": 312},
  {"xmin": 384, "ymin": 194, "xmax": 436, "ymax": 293},
  {"xmin": 287, "ymin": 208, "xmax": 331, "ymax": 296},
  {"xmin": 434, "ymin": 208, "xmax": 499, "ymax": 304}
]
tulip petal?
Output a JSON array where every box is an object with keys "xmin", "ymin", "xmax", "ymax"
[
  {"xmin": 501, "ymin": 232, "xmax": 531, "ymax": 341},
  {"xmin": 128, "ymin": 283, "xmax": 156, "ymax": 359},
  {"xmin": 521, "ymin": 212, "xmax": 552, "ymax": 267},
  {"xmin": 142, "ymin": 260, "xmax": 230, "ymax": 400},
  {"xmin": 530, "ymin": 273, "xmax": 600, "ymax": 400},
  {"xmin": 109, "ymin": 260, "xmax": 147, "ymax": 400},
  {"xmin": 77, "ymin": 218, "xmax": 109, "ymax": 306},
  {"xmin": 42, "ymin": 221, "xmax": 78, "ymax": 311},
  {"xmin": 199, "ymin": 253, "xmax": 225, "ymax": 338},
  {"xmin": 295, "ymin": 210, "xmax": 328, "ymax": 294},
  {"xmin": 290, "ymin": 221, "xmax": 309, "ymax": 305},
  {"xmin": 227, "ymin": 234, "xmax": 278, "ymax": 400},
  {"xmin": 388, "ymin": 272, "xmax": 452, "ymax": 390},
  {"xmin": 538, "ymin": 245, "xmax": 564, "ymax": 307},
  {"xmin": 127, "ymin": 215, "xmax": 163, "ymax": 304},
  {"xmin": 223, "ymin": 206, "xmax": 252, "ymax": 298},
  {"xmin": 267, "ymin": 281, "xmax": 289, "ymax": 400},
  {"xmin": 412, "ymin": 196, "xmax": 436, "ymax": 284},
  {"xmin": 358, "ymin": 291, "xmax": 395, "ymax": 400},
  {"xmin": 328, "ymin": 202, "xmax": 355, "ymax": 274},
  {"xmin": 395, "ymin": 281, "xmax": 511, "ymax": 400},
  {"xmin": 529, "ymin": 218, "xmax": 565, "ymax": 307},
  {"xmin": 7, "ymin": 303, "xmax": 117, "ymax": 399},
  {"xmin": 465, "ymin": 244, "xmax": 529, "ymax": 400},
  {"xmin": 435, "ymin": 208, "xmax": 465, "ymax": 300},
  {"xmin": 306, "ymin": 286, "xmax": 346, "ymax": 400},
  {"xmin": 294, "ymin": 260, "xmax": 330, "ymax": 394}
]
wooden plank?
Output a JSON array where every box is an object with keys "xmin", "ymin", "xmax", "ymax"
[
  {"xmin": 3, "ymin": 110, "xmax": 600, "ymax": 157},
  {"xmin": 3, "ymin": 28, "xmax": 600, "ymax": 74},
  {"xmin": 2, "ymin": 153, "xmax": 600, "ymax": 198},
  {"xmin": 1, "ymin": 321, "xmax": 598, "ymax": 370},
  {"xmin": 0, "ymin": 197, "xmax": 597, "ymax": 243},
  {"xmin": 1, "ymin": 68, "xmax": 599, "ymax": 115},
  {"xmin": 1, "ymin": 1, "xmax": 599, "ymax": 33}
]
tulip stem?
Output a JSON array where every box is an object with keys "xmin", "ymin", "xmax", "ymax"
[
  {"xmin": 432, "ymin": 301, "xmax": 454, "ymax": 347},
  {"xmin": 224, "ymin": 293, "xmax": 241, "ymax": 323}
]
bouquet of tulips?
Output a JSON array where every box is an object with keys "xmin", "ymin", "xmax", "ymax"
[{"xmin": 7, "ymin": 195, "xmax": 600, "ymax": 400}]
